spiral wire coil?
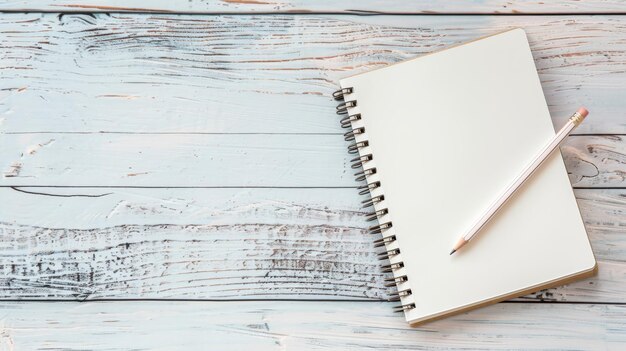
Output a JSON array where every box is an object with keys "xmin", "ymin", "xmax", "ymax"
[{"xmin": 334, "ymin": 87, "xmax": 415, "ymax": 313}]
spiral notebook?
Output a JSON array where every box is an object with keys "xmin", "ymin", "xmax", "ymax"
[{"xmin": 334, "ymin": 28, "xmax": 596, "ymax": 326}]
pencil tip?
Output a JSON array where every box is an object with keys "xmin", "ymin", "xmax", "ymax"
[{"xmin": 449, "ymin": 249, "xmax": 456, "ymax": 256}]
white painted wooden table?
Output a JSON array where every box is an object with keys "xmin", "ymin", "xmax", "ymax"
[{"xmin": 1, "ymin": 1, "xmax": 625, "ymax": 349}]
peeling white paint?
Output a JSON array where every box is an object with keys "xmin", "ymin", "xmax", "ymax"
[
  {"xmin": 25, "ymin": 139, "xmax": 55, "ymax": 155},
  {"xmin": 3, "ymin": 162, "xmax": 21, "ymax": 177}
]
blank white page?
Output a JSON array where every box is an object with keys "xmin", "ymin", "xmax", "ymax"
[{"xmin": 340, "ymin": 29, "xmax": 596, "ymax": 325}]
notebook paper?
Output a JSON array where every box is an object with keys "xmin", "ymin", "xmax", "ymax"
[{"xmin": 339, "ymin": 29, "xmax": 596, "ymax": 325}]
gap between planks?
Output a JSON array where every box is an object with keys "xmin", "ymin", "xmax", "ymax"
[
  {"xmin": 3, "ymin": 11, "xmax": 626, "ymax": 15},
  {"xmin": 0, "ymin": 298, "xmax": 623, "ymax": 304},
  {"xmin": 2, "ymin": 0, "xmax": 626, "ymax": 15}
]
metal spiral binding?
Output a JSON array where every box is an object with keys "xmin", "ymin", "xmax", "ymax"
[
  {"xmin": 336, "ymin": 100, "xmax": 356, "ymax": 115},
  {"xmin": 388, "ymin": 288, "xmax": 412, "ymax": 302},
  {"xmin": 372, "ymin": 232, "xmax": 394, "ymax": 244},
  {"xmin": 340, "ymin": 114, "xmax": 361, "ymax": 129},
  {"xmin": 333, "ymin": 86, "xmax": 415, "ymax": 313},
  {"xmin": 393, "ymin": 303, "xmax": 417, "ymax": 313},
  {"xmin": 378, "ymin": 248, "xmax": 400, "ymax": 261},
  {"xmin": 381, "ymin": 261, "xmax": 403, "ymax": 273},
  {"xmin": 358, "ymin": 181, "xmax": 380, "ymax": 195},
  {"xmin": 344, "ymin": 127, "xmax": 365, "ymax": 141},
  {"xmin": 333, "ymin": 87, "xmax": 353, "ymax": 101},
  {"xmin": 347, "ymin": 141, "xmax": 368, "ymax": 154}
]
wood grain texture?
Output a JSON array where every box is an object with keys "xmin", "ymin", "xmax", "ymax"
[
  {"xmin": 0, "ymin": 187, "xmax": 623, "ymax": 302},
  {"xmin": 0, "ymin": 187, "xmax": 385, "ymax": 300},
  {"xmin": 1, "ymin": 7, "xmax": 625, "ymax": 348},
  {"xmin": 2, "ymin": 0, "xmax": 626, "ymax": 14},
  {"xmin": 1, "ymin": 14, "xmax": 625, "ymax": 134},
  {"xmin": 564, "ymin": 135, "xmax": 626, "ymax": 188},
  {"xmin": 0, "ymin": 134, "xmax": 623, "ymax": 187},
  {"xmin": 0, "ymin": 301, "xmax": 624, "ymax": 350}
]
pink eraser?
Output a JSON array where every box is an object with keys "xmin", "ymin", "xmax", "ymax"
[{"xmin": 577, "ymin": 107, "xmax": 589, "ymax": 118}]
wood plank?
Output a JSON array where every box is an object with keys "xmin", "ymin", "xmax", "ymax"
[
  {"xmin": 0, "ymin": 134, "xmax": 351, "ymax": 187},
  {"xmin": 0, "ymin": 187, "xmax": 384, "ymax": 300},
  {"xmin": 0, "ymin": 187, "xmax": 623, "ymax": 302},
  {"xmin": 2, "ymin": 0, "xmax": 626, "ymax": 14},
  {"xmin": 0, "ymin": 134, "xmax": 623, "ymax": 187},
  {"xmin": 0, "ymin": 301, "xmax": 624, "ymax": 350},
  {"xmin": 1, "ymin": 14, "xmax": 625, "ymax": 134}
]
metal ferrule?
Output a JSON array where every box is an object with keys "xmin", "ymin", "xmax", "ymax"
[{"xmin": 569, "ymin": 111, "xmax": 585, "ymax": 126}]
